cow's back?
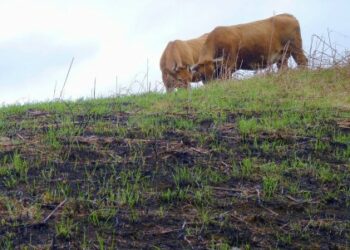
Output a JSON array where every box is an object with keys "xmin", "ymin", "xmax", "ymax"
[
  {"xmin": 200, "ymin": 14, "xmax": 305, "ymax": 69},
  {"xmin": 236, "ymin": 14, "xmax": 305, "ymax": 67},
  {"xmin": 161, "ymin": 34, "xmax": 208, "ymax": 71},
  {"xmin": 185, "ymin": 34, "xmax": 208, "ymax": 64}
]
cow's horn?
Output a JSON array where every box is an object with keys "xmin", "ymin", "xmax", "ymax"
[
  {"xmin": 213, "ymin": 57, "xmax": 224, "ymax": 63},
  {"xmin": 191, "ymin": 64, "xmax": 199, "ymax": 72}
]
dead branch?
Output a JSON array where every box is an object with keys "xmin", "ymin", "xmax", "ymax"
[{"xmin": 42, "ymin": 198, "xmax": 68, "ymax": 224}]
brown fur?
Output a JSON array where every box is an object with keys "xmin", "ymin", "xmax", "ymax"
[
  {"xmin": 160, "ymin": 34, "xmax": 208, "ymax": 92},
  {"xmin": 192, "ymin": 14, "xmax": 308, "ymax": 82}
]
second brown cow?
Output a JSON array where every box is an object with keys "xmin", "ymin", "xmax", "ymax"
[{"xmin": 192, "ymin": 14, "xmax": 308, "ymax": 82}]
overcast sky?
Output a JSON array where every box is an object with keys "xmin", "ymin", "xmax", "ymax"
[{"xmin": 1, "ymin": 0, "xmax": 349, "ymax": 105}]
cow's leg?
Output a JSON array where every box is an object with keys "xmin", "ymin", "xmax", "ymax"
[
  {"xmin": 292, "ymin": 49, "xmax": 308, "ymax": 68},
  {"xmin": 214, "ymin": 60, "xmax": 230, "ymax": 80},
  {"xmin": 291, "ymin": 30, "xmax": 308, "ymax": 67},
  {"xmin": 219, "ymin": 67, "xmax": 229, "ymax": 80},
  {"xmin": 277, "ymin": 55, "xmax": 290, "ymax": 71},
  {"xmin": 214, "ymin": 66, "xmax": 222, "ymax": 80},
  {"xmin": 221, "ymin": 55, "xmax": 237, "ymax": 80}
]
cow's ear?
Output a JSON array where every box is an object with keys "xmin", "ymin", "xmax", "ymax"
[{"xmin": 172, "ymin": 62, "xmax": 178, "ymax": 72}]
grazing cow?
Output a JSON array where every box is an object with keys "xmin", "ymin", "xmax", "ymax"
[
  {"xmin": 160, "ymin": 34, "xmax": 208, "ymax": 92},
  {"xmin": 192, "ymin": 14, "xmax": 308, "ymax": 82}
]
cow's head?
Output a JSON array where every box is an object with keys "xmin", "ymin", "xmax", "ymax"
[
  {"xmin": 191, "ymin": 58, "xmax": 224, "ymax": 83},
  {"xmin": 165, "ymin": 63, "xmax": 192, "ymax": 89},
  {"xmin": 173, "ymin": 63, "xmax": 192, "ymax": 87}
]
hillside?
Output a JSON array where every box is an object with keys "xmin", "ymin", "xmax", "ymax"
[{"xmin": 0, "ymin": 67, "xmax": 349, "ymax": 249}]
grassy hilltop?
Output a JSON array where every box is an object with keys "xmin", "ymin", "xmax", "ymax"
[{"xmin": 0, "ymin": 67, "xmax": 349, "ymax": 249}]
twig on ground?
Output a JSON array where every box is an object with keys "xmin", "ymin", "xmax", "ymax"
[
  {"xmin": 210, "ymin": 186, "xmax": 244, "ymax": 193},
  {"xmin": 42, "ymin": 198, "xmax": 68, "ymax": 224},
  {"xmin": 286, "ymin": 195, "xmax": 320, "ymax": 204},
  {"xmin": 16, "ymin": 133, "xmax": 25, "ymax": 141},
  {"xmin": 259, "ymin": 204, "xmax": 279, "ymax": 216},
  {"xmin": 184, "ymin": 236, "xmax": 194, "ymax": 249},
  {"xmin": 256, "ymin": 188, "xmax": 261, "ymax": 204}
]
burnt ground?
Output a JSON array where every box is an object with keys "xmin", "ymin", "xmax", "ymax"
[{"xmin": 0, "ymin": 105, "xmax": 349, "ymax": 249}]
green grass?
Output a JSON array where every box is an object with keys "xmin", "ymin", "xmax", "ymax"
[{"xmin": 0, "ymin": 67, "xmax": 349, "ymax": 249}]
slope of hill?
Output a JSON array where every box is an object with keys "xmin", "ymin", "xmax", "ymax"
[{"xmin": 0, "ymin": 67, "xmax": 349, "ymax": 249}]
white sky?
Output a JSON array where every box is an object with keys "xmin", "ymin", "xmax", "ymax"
[{"xmin": 0, "ymin": 0, "xmax": 349, "ymax": 105}]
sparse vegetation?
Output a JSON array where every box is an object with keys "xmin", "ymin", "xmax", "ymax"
[{"xmin": 0, "ymin": 67, "xmax": 349, "ymax": 248}]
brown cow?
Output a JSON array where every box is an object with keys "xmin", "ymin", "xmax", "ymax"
[
  {"xmin": 160, "ymin": 34, "xmax": 208, "ymax": 92},
  {"xmin": 192, "ymin": 14, "xmax": 308, "ymax": 82}
]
